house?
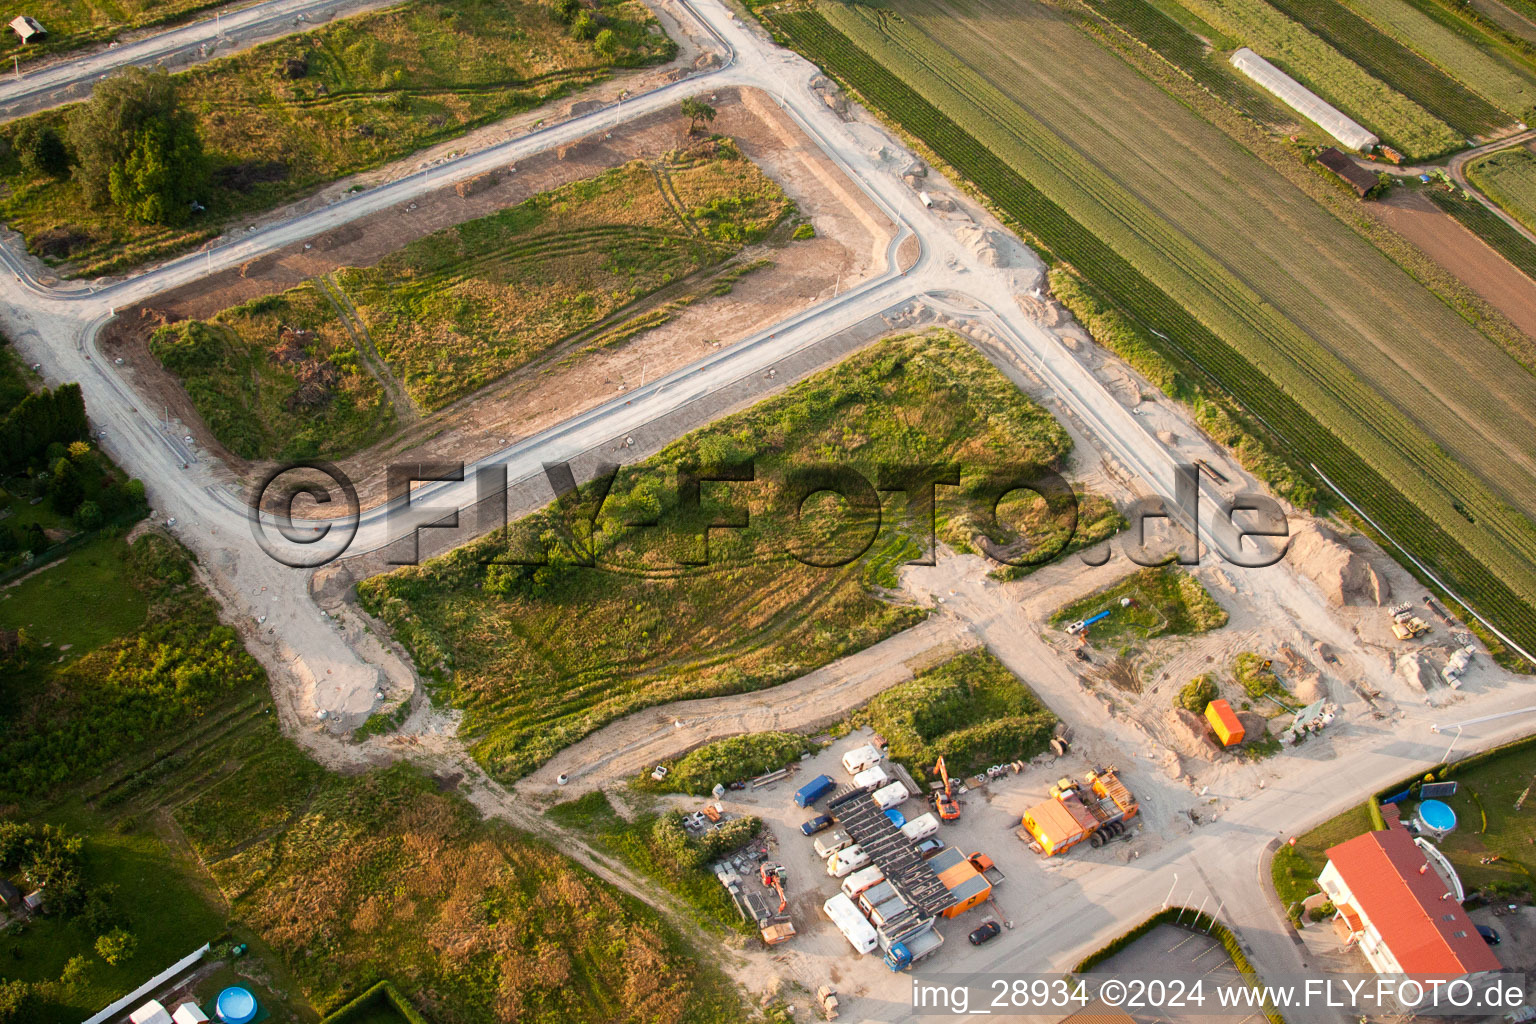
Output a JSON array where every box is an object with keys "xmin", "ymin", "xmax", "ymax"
[
  {"xmin": 130, "ymin": 1000, "xmax": 174, "ymax": 1024},
  {"xmin": 1317, "ymin": 148, "xmax": 1380, "ymax": 198},
  {"xmin": 0, "ymin": 878, "xmax": 21, "ymax": 913},
  {"xmin": 1318, "ymin": 818, "xmax": 1499, "ymax": 980},
  {"xmin": 173, "ymin": 1002, "xmax": 211, "ymax": 1024},
  {"xmin": 8, "ymin": 15, "xmax": 45, "ymax": 43}
]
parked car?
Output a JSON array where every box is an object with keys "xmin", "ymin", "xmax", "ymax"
[
  {"xmin": 968, "ymin": 921, "xmax": 1002, "ymax": 946},
  {"xmin": 915, "ymin": 837, "xmax": 945, "ymax": 858},
  {"xmin": 801, "ymin": 814, "xmax": 833, "ymax": 836},
  {"xmin": 1478, "ymin": 925, "xmax": 1501, "ymax": 945}
]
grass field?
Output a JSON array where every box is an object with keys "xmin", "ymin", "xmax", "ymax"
[
  {"xmin": 852, "ymin": 648, "xmax": 1058, "ymax": 782},
  {"xmin": 1050, "ymin": 566, "xmax": 1228, "ymax": 647},
  {"xmin": 1468, "ymin": 145, "xmax": 1536, "ymax": 234},
  {"xmin": 637, "ymin": 732, "xmax": 819, "ymax": 795},
  {"xmin": 0, "ymin": 0, "xmax": 238, "ymax": 62},
  {"xmin": 358, "ymin": 331, "xmax": 1104, "ymax": 782},
  {"xmin": 0, "ymin": 533, "xmax": 149, "ymax": 650},
  {"xmin": 1260, "ymin": 0, "xmax": 1515, "ymax": 136},
  {"xmin": 1158, "ymin": 0, "xmax": 1463, "ymax": 157},
  {"xmin": 159, "ymin": 141, "xmax": 790, "ymax": 458},
  {"xmin": 1336, "ymin": 0, "xmax": 1536, "ymax": 120},
  {"xmin": 0, "ymin": 0, "xmax": 675, "ymax": 276},
  {"xmin": 756, "ymin": 0, "xmax": 1536, "ymax": 657}
]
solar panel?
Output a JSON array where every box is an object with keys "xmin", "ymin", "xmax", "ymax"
[{"xmin": 1420, "ymin": 782, "xmax": 1459, "ymax": 799}]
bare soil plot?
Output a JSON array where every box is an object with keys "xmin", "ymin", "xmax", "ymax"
[
  {"xmin": 1371, "ymin": 187, "xmax": 1536, "ymax": 341},
  {"xmin": 101, "ymin": 87, "xmax": 895, "ymax": 504}
]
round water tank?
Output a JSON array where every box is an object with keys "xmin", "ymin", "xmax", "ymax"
[
  {"xmin": 216, "ymin": 987, "xmax": 257, "ymax": 1024},
  {"xmin": 1417, "ymin": 799, "xmax": 1457, "ymax": 838}
]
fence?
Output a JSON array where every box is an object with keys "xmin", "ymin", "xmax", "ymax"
[{"xmin": 81, "ymin": 943, "xmax": 209, "ymax": 1024}]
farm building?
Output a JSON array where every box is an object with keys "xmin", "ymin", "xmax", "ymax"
[
  {"xmin": 1317, "ymin": 149, "xmax": 1379, "ymax": 197},
  {"xmin": 1318, "ymin": 821, "xmax": 1499, "ymax": 979},
  {"xmin": 1229, "ymin": 49, "xmax": 1378, "ymax": 152},
  {"xmin": 8, "ymin": 15, "xmax": 45, "ymax": 42},
  {"xmin": 1205, "ymin": 699, "xmax": 1245, "ymax": 746}
]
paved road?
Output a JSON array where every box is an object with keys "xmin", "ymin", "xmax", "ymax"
[
  {"xmin": 5, "ymin": 0, "xmax": 1536, "ymax": 1016},
  {"xmin": 0, "ymin": 0, "xmax": 397, "ymax": 121}
]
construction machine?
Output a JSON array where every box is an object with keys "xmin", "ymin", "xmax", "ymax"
[
  {"xmin": 933, "ymin": 757, "xmax": 961, "ymax": 822},
  {"xmin": 760, "ymin": 862, "xmax": 789, "ymax": 914},
  {"xmin": 1390, "ymin": 602, "xmax": 1431, "ymax": 640}
]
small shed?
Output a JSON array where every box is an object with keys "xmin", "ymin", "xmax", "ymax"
[
  {"xmin": 22, "ymin": 889, "xmax": 43, "ymax": 913},
  {"xmin": 1205, "ymin": 698, "xmax": 1245, "ymax": 747},
  {"xmin": 173, "ymin": 1002, "xmax": 211, "ymax": 1024},
  {"xmin": 8, "ymin": 15, "xmax": 45, "ymax": 43},
  {"xmin": 130, "ymin": 1001, "xmax": 174, "ymax": 1024},
  {"xmin": 1316, "ymin": 148, "xmax": 1379, "ymax": 197},
  {"xmin": 0, "ymin": 878, "xmax": 21, "ymax": 912}
]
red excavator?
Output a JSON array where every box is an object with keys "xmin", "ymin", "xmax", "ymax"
[
  {"xmin": 760, "ymin": 862, "xmax": 788, "ymax": 914},
  {"xmin": 933, "ymin": 756, "xmax": 961, "ymax": 822}
]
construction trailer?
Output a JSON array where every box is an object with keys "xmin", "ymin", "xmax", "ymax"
[
  {"xmin": 1205, "ymin": 699, "xmax": 1245, "ymax": 746},
  {"xmin": 925, "ymin": 847, "xmax": 993, "ymax": 917},
  {"xmin": 853, "ymin": 765, "xmax": 889, "ymax": 790},
  {"xmin": 840, "ymin": 864, "xmax": 886, "ymax": 900},
  {"xmin": 823, "ymin": 893, "xmax": 878, "ymax": 954},
  {"xmin": 814, "ymin": 829, "xmax": 852, "ymax": 860},
  {"xmin": 872, "ymin": 781, "xmax": 910, "ymax": 810},
  {"xmin": 901, "ymin": 813, "xmax": 940, "ymax": 843},
  {"xmin": 827, "ymin": 845, "xmax": 870, "ymax": 878},
  {"xmin": 842, "ymin": 743, "xmax": 883, "ymax": 775},
  {"xmin": 1019, "ymin": 767, "xmax": 1137, "ymax": 856}
]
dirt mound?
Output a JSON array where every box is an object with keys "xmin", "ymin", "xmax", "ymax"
[
  {"xmin": 1236, "ymin": 711, "xmax": 1269, "ymax": 743},
  {"xmin": 1290, "ymin": 671, "xmax": 1327, "ymax": 704},
  {"xmin": 1287, "ymin": 519, "xmax": 1391, "ymax": 607},
  {"xmin": 1164, "ymin": 708, "xmax": 1218, "ymax": 762},
  {"xmin": 1396, "ymin": 653, "xmax": 1437, "ymax": 692}
]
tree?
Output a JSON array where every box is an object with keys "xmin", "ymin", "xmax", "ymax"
[
  {"xmin": 66, "ymin": 68, "xmax": 207, "ymax": 224},
  {"xmin": 594, "ymin": 27, "xmax": 618, "ymax": 58},
  {"xmin": 550, "ymin": 0, "xmax": 580, "ymax": 23},
  {"xmin": 681, "ymin": 97, "xmax": 716, "ymax": 135},
  {"xmin": 48, "ymin": 457, "xmax": 84, "ymax": 517},
  {"xmin": 570, "ymin": 10, "xmax": 597, "ymax": 40},
  {"xmin": 67, "ymin": 440, "xmax": 91, "ymax": 461},
  {"xmin": 94, "ymin": 928, "xmax": 137, "ymax": 966},
  {"xmin": 15, "ymin": 123, "xmax": 69, "ymax": 178},
  {"xmin": 75, "ymin": 500, "xmax": 104, "ymax": 531}
]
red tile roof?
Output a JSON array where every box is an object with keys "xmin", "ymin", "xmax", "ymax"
[{"xmin": 1326, "ymin": 827, "xmax": 1500, "ymax": 975}]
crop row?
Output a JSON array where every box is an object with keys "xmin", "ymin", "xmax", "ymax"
[
  {"xmin": 767, "ymin": 6, "xmax": 1536, "ymax": 649},
  {"xmin": 1162, "ymin": 0, "xmax": 1464, "ymax": 157},
  {"xmin": 1424, "ymin": 187, "xmax": 1536, "ymax": 281},
  {"xmin": 1261, "ymin": 0, "xmax": 1511, "ymax": 135}
]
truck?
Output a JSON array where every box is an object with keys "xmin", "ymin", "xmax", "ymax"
[
  {"xmin": 823, "ymin": 893, "xmax": 878, "ymax": 954},
  {"xmin": 814, "ymin": 829, "xmax": 852, "ymax": 860},
  {"xmin": 827, "ymin": 844, "xmax": 870, "ymax": 878},
  {"xmin": 842, "ymin": 743, "xmax": 883, "ymax": 775},
  {"xmin": 795, "ymin": 774, "xmax": 837, "ymax": 808},
  {"xmin": 968, "ymin": 852, "xmax": 1005, "ymax": 887},
  {"xmin": 883, "ymin": 924, "xmax": 944, "ymax": 971},
  {"xmin": 852, "ymin": 765, "xmax": 889, "ymax": 790},
  {"xmin": 840, "ymin": 864, "xmax": 886, "ymax": 900},
  {"xmin": 1018, "ymin": 767, "xmax": 1137, "ymax": 857},
  {"xmin": 900, "ymin": 813, "xmax": 940, "ymax": 843},
  {"xmin": 872, "ymin": 781, "xmax": 909, "ymax": 810}
]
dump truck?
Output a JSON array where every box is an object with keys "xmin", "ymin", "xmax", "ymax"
[
  {"xmin": 823, "ymin": 893, "xmax": 878, "ymax": 954},
  {"xmin": 827, "ymin": 845, "xmax": 870, "ymax": 878},
  {"xmin": 795, "ymin": 774, "xmax": 837, "ymax": 808},
  {"xmin": 1019, "ymin": 767, "xmax": 1137, "ymax": 856},
  {"xmin": 882, "ymin": 922, "xmax": 945, "ymax": 971},
  {"xmin": 901, "ymin": 813, "xmax": 940, "ymax": 843},
  {"xmin": 814, "ymin": 829, "xmax": 852, "ymax": 860},
  {"xmin": 1390, "ymin": 603, "xmax": 1431, "ymax": 640}
]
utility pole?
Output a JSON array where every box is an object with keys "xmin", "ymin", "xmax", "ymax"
[{"xmin": 12, "ymin": 56, "xmax": 19, "ymax": 81}]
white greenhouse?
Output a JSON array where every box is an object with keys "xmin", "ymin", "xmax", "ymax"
[{"xmin": 1229, "ymin": 48, "xmax": 1379, "ymax": 152}]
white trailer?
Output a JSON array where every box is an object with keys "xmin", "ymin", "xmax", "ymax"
[
  {"xmin": 827, "ymin": 845, "xmax": 870, "ymax": 878},
  {"xmin": 872, "ymin": 781, "xmax": 909, "ymax": 810},
  {"xmin": 853, "ymin": 765, "xmax": 889, "ymax": 790},
  {"xmin": 823, "ymin": 893, "xmax": 878, "ymax": 955},
  {"xmin": 842, "ymin": 743, "xmax": 883, "ymax": 775},
  {"xmin": 814, "ymin": 829, "xmax": 852, "ymax": 860},
  {"xmin": 900, "ymin": 812, "xmax": 939, "ymax": 842},
  {"xmin": 840, "ymin": 864, "xmax": 886, "ymax": 900}
]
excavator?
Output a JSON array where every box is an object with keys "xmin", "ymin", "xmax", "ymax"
[
  {"xmin": 933, "ymin": 756, "xmax": 961, "ymax": 822},
  {"xmin": 760, "ymin": 862, "xmax": 789, "ymax": 914}
]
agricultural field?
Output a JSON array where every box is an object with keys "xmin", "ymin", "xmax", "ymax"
[
  {"xmin": 0, "ymin": 0, "xmax": 236, "ymax": 61},
  {"xmin": 1261, "ymin": 0, "xmax": 1515, "ymax": 136},
  {"xmin": 1468, "ymin": 144, "xmax": 1536, "ymax": 234},
  {"xmin": 1424, "ymin": 182, "xmax": 1536, "ymax": 280},
  {"xmin": 851, "ymin": 648, "xmax": 1059, "ymax": 782},
  {"xmin": 0, "ymin": 0, "xmax": 675, "ymax": 276},
  {"xmin": 358, "ymin": 331, "xmax": 1105, "ymax": 782},
  {"xmin": 758, "ymin": 0, "xmax": 1536, "ymax": 656},
  {"xmin": 153, "ymin": 140, "xmax": 789, "ymax": 458},
  {"xmin": 1159, "ymin": 0, "xmax": 1463, "ymax": 157},
  {"xmin": 1049, "ymin": 566, "xmax": 1228, "ymax": 647}
]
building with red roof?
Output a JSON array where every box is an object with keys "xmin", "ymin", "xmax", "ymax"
[{"xmin": 1318, "ymin": 821, "xmax": 1499, "ymax": 978}]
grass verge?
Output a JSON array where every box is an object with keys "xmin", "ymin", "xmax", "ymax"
[{"xmin": 1049, "ymin": 566, "xmax": 1228, "ymax": 647}]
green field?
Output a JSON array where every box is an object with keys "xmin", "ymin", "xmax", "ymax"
[
  {"xmin": 1050, "ymin": 566, "xmax": 1228, "ymax": 646},
  {"xmin": 1468, "ymin": 145, "xmax": 1536, "ymax": 234},
  {"xmin": 359, "ymin": 331, "xmax": 1104, "ymax": 782},
  {"xmin": 638, "ymin": 732, "xmax": 818, "ymax": 795},
  {"xmin": 1260, "ymin": 0, "xmax": 1515, "ymax": 135},
  {"xmin": 0, "ymin": 0, "xmax": 239, "ymax": 62},
  {"xmin": 756, "ymin": 0, "xmax": 1536, "ymax": 658},
  {"xmin": 158, "ymin": 141, "xmax": 789, "ymax": 458},
  {"xmin": 854, "ymin": 648, "xmax": 1058, "ymax": 781},
  {"xmin": 0, "ymin": 0, "xmax": 675, "ymax": 276}
]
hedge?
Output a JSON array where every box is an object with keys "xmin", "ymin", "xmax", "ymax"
[
  {"xmin": 320, "ymin": 981, "xmax": 429, "ymax": 1024},
  {"xmin": 1073, "ymin": 907, "xmax": 1285, "ymax": 1024}
]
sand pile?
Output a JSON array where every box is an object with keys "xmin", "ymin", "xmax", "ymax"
[
  {"xmin": 1396, "ymin": 653, "xmax": 1437, "ymax": 692},
  {"xmin": 1287, "ymin": 520, "xmax": 1391, "ymax": 606},
  {"xmin": 1290, "ymin": 672, "xmax": 1328, "ymax": 704},
  {"xmin": 1164, "ymin": 708, "xmax": 1218, "ymax": 761}
]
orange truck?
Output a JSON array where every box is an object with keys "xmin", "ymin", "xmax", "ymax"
[{"xmin": 1018, "ymin": 767, "xmax": 1137, "ymax": 856}]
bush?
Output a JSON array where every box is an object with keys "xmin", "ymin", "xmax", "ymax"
[
  {"xmin": 15, "ymin": 124, "xmax": 69, "ymax": 178},
  {"xmin": 792, "ymin": 222, "xmax": 815, "ymax": 239},
  {"xmin": 645, "ymin": 732, "xmax": 814, "ymax": 795},
  {"xmin": 550, "ymin": 0, "xmax": 580, "ymax": 23},
  {"xmin": 94, "ymin": 927, "xmax": 137, "ymax": 965},
  {"xmin": 1176, "ymin": 674, "xmax": 1218, "ymax": 713},
  {"xmin": 570, "ymin": 10, "xmax": 597, "ymax": 40}
]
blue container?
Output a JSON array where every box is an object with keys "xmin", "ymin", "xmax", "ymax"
[
  {"xmin": 216, "ymin": 987, "xmax": 257, "ymax": 1024},
  {"xmin": 885, "ymin": 808, "xmax": 906, "ymax": 828},
  {"xmin": 794, "ymin": 774, "xmax": 836, "ymax": 807},
  {"xmin": 1418, "ymin": 799, "xmax": 1456, "ymax": 836}
]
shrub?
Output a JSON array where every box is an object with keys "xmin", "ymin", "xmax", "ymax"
[
  {"xmin": 792, "ymin": 222, "xmax": 815, "ymax": 239},
  {"xmin": 15, "ymin": 124, "xmax": 69, "ymax": 178},
  {"xmin": 645, "ymin": 732, "xmax": 814, "ymax": 795},
  {"xmin": 1176, "ymin": 674, "xmax": 1218, "ymax": 713},
  {"xmin": 94, "ymin": 927, "xmax": 137, "ymax": 965}
]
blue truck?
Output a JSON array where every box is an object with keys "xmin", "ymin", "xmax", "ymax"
[{"xmin": 794, "ymin": 774, "xmax": 837, "ymax": 808}]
